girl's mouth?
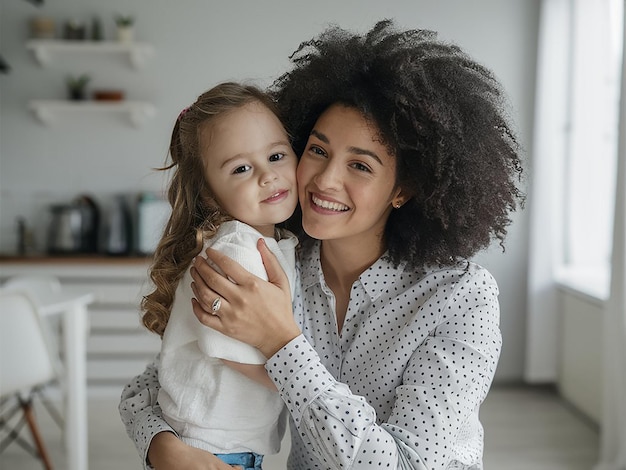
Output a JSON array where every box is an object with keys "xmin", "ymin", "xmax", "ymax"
[{"xmin": 263, "ymin": 190, "xmax": 288, "ymax": 203}]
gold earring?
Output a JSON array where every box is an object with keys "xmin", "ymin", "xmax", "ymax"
[{"xmin": 394, "ymin": 201, "xmax": 402, "ymax": 209}]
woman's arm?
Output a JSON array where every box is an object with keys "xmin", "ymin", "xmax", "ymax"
[
  {"xmin": 118, "ymin": 358, "xmax": 236, "ymax": 470},
  {"xmin": 119, "ymin": 357, "xmax": 174, "ymax": 469}
]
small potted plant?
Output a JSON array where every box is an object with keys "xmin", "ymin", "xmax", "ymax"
[
  {"xmin": 66, "ymin": 74, "xmax": 91, "ymax": 101},
  {"xmin": 114, "ymin": 15, "xmax": 135, "ymax": 43}
]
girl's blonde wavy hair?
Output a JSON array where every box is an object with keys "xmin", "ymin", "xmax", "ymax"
[{"xmin": 142, "ymin": 82, "xmax": 282, "ymax": 337}]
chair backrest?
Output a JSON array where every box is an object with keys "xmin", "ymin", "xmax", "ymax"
[
  {"xmin": 2, "ymin": 275, "xmax": 62, "ymax": 304},
  {"xmin": 0, "ymin": 291, "xmax": 58, "ymax": 397},
  {"xmin": 1, "ymin": 275, "xmax": 64, "ymax": 369}
]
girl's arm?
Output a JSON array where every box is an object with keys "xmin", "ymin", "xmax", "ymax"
[
  {"xmin": 195, "ymin": 231, "xmax": 278, "ymax": 365},
  {"xmin": 221, "ymin": 360, "xmax": 277, "ymax": 390},
  {"xmin": 195, "ymin": 230, "xmax": 282, "ymax": 388},
  {"xmin": 190, "ymin": 239, "xmax": 301, "ymax": 359}
]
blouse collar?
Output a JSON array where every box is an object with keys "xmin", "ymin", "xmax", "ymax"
[{"xmin": 299, "ymin": 240, "xmax": 408, "ymax": 301}]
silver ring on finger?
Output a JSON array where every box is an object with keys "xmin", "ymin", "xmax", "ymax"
[{"xmin": 211, "ymin": 297, "xmax": 222, "ymax": 314}]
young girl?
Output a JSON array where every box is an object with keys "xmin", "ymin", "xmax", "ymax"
[{"xmin": 142, "ymin": 82, "xmax": 299, "ymax": 469}]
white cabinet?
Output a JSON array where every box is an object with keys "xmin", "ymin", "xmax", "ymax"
[{"xmin": 0, "ymin": 259, "xmax": 160, "ymax": 395}]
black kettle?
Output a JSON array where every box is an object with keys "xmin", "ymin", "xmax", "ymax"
[
  {"xmin": 47, "ymin": 195, "xmax": 100, "ymax": 254},
  {"xmin": 104, "ymin": 195, "xmax": 132, "ymax": 256}
]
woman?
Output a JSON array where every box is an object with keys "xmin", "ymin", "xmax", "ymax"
[{"xmin": 120, "ymin": 20, "xmax": 524, "ymax": 470}]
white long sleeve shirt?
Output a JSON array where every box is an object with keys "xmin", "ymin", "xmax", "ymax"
[{"xmin": 158, "ymin": 220, "xmax": 297, "ymax": 455}]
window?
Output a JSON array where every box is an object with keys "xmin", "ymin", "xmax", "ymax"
[{"xmin": 564, "ymin": 0, "xmax": 622, "ymax": 272}]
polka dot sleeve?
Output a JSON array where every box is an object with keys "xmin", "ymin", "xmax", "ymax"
[
  {"xmin": 118, "ymin": 356, "xmax": 177, "ymax": 470},
  {"xmin": 268, "ymin": 336, "xmax": 380, "ymax": 466}
]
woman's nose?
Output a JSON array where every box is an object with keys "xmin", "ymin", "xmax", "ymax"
[{"xmin": 313, "ymin": 161, "xmax": 342, "ymax": 191}]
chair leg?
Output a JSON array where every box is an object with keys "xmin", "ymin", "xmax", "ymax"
[{"xmin": 20, "ymin": 399, "xmax": 54, "ymax": 470}]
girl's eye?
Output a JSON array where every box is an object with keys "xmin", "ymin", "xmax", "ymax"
[
  {"xmin": 232, "ymin": 164, "xmax": 251, "ymax": 174},
  {"xmin": 351, "ymin": 162, "xmax": 372, "ymax": 173},
  {"xmin": 269, "ymin": 153, "xmax": 285, "ymax": 162}
]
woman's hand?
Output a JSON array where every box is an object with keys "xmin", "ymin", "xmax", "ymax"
[
  {"xmin": 148, "ymin": 432, "xmax": 239, "ymax": 469},
  {"xmin": 190, "ymin": 238, "xmax": 301, "ymax": 358}
]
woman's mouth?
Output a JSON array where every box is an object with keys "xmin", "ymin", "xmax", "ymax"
[{"xmin": 311, "ymin": 194, "xmax": 349, "ymax": 212}]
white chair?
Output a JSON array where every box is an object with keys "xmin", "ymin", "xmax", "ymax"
[
  {"xmin": 0, "ymin": 290, "xmax": 58, "ymax": 469},
  {"xmin": 1, "ymin": 275, "xmax": 65, "ymax": 427}
]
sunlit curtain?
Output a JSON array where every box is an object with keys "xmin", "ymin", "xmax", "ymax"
[
  {"xmin": 526, "ymin": 0, "xmax": 620, "ymax": 383},
  {"xmin": 594, "ymin": 6, "xmax": 626, "ymax": 467},
  {"xmin": 529, "ymin": 0, "xmax": 626, "ymax": 463},
  {"xmin": 525, "ymin": 0, "xmax": 570, "ymax": 382}
]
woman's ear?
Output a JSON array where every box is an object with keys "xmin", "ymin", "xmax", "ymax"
[{"xmin": 391, "ymin": 188, "xmax": 410, "ymax": 209}]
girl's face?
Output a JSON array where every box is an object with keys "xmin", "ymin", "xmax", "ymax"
[
  {"xmin": 201, "ymin": 101, "xmax": 298, "ymax": 237},
  {"xmin": 297, "ymin": 104, "xmax": 405, "ymax": 246}
]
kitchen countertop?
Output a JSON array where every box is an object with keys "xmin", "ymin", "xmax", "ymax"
[
  {"xmin": 0, "ymin": 254, "xmax": 151, "ymax": 264},
  {"xmin": 0, "ymin": 254, "xmax": 152, "ymax": 278}
]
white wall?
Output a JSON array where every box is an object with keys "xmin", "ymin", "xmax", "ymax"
[
  {"xmin": 0, "ymin": 0, "xmax": 540, "ymax": 381},
  {"xmin": 558, "ymin": 289, "xmax": 604, "ymax": 423}
]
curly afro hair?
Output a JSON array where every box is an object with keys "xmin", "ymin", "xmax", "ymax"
[{"xmin": 272, "ymin": 20, "xmax": 525, "ymax": 269}]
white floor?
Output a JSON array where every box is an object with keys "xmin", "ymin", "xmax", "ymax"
[
  {"xmin": 481, "ymin": 386, "xmax": 599, "ymax": 470},
  {"xmin": 0, "ymin": 385, "xmax": 599, "ymax": 470}
]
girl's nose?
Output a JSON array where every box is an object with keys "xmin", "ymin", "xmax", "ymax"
[{"xmin": 260, "ymin": 169, "xmax": 278, "ymax": 186}]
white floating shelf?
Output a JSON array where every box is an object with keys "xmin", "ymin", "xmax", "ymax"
[
  {"xmin": 29, "ymin": 100, "xmax": 156, "ymax": 128},
  {"xmin": 26, "ymin": 40, "xmax": 155, "ymax": 68}
]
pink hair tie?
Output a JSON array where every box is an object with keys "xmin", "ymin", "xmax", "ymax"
[{"xmin": 177, "ymin": 106, "xmax": 190, "ymax": 121}]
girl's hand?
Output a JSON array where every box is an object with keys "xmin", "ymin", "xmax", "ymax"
[
  {"xmin": 190, "ymin": 238, "xmax": 301, "ymax": 358},
  {"xmin": 148, "ymin": 432, "xmax": 239, "ymax": 469}
]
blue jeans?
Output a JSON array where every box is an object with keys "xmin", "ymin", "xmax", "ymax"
[{"xmin": 214, "ymin": 452, "xmax": 263, "ymax": 469}]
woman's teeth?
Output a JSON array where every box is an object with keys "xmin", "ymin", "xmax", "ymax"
[{"xmin": 312, "ymin": 195, "xmax": 349, "ymax": 212}]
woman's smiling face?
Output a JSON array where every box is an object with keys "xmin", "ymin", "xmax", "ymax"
[{"xmin": 296, "ymin": 104, "xmax": 403, "ymax": 247}]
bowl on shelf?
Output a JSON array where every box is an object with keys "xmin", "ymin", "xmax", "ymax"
[{"xmin": 92, "ymin": 89, "xmax": 125, "ymax": 101}]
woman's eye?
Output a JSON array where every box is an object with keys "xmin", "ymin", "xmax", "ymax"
[
  {"xmin": 269, "ymin": 153, "xmax": 285, "ymax": 162},
  {"xmin": 232, "ymin": 164, "xmax": 251, "ymax": 174},
  {"xmin": 351, "ymin": 162, "xmax": 371, "ymax": 173},
  {"xmin": 309, "ymin": 145, "xmax": 326, "ymax": 157}
]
